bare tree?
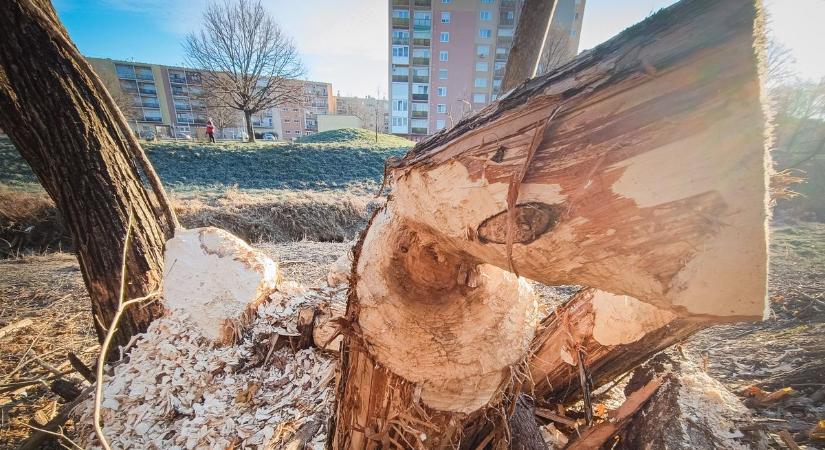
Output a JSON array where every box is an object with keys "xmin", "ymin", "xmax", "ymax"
[
  {"xmin": 183, "ymin": 0, "xmax": 304, "ymax": 142},
  {"xmin": 765, "ymin": 39, "xmax": 796, "ymax": 89},
  {"xmin": 535, "ymin": 27, "xmax": 575, "ymax": 75}
]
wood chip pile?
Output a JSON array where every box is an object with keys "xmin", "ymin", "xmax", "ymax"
[{"xmin": 73, "ymin": 283, "xmax": 344, "ymax": 449}]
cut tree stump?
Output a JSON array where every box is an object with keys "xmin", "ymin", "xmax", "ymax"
[{"xmin": 332, "ymin": 0, "xmax": 770, "ymax": 448}]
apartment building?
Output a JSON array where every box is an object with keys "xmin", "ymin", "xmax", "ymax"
[
  {"xmin": 388, "ymin": 0, "xmax": 585, "ymax": 140},
  {"xmin": 335, "ymin": 95, "xmax": 390, "ymax": 133},
  {"xmin": 87, "ymin": 57, "xmax": 334, "ymax": 140}
]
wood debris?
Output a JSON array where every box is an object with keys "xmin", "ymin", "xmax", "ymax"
[{"xmin": 73, "ymin": 285, "xmax": 339, "ymax": 449}]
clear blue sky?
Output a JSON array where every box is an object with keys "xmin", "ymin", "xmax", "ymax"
[{"xmin": 54, "ymin": 0, "xmax": 823, "ymax": 98}]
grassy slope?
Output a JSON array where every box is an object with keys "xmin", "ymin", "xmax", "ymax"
[{"xmin": 0, "ymin": 129, "xmax": 413, "ymax": 192}]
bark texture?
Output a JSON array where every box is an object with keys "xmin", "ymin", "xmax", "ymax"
[
  {"xmin": 0, "ymin": 0, "xmax": 177, "ymax": 355},
  {"xmin": 332, "ymin": 0, "xmax": 768, "ymax": 448},
  {"xmin": 501, "ymin": 0, "xmax": 559, "ymax": 92}
]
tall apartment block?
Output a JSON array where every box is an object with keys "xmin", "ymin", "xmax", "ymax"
[
  {"xmin": 87, "ymin": 57, "xmax": 334, "ymax": 140},
  {"xmin": 389, "ymin": 0, "xmax": 585, "ymax": 140}
]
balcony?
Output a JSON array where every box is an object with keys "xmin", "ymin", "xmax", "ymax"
[
  {"xmin": 174, "ymin": 103, "xmax": 192, "ymax": 111},
  {"xmin": 170, "ymin": 75, "xmax": 186, "ymax": 84},
  {"xmin": 392, "ymin": 37, "xmax": 410, "ymax": 45},
  {"xmin": 411, "ymin": 93, "xmax": 428, "ymax": 101},
  {"xmin": 495, "ymin": 53, "xmax": 508, "ymax": 62},
  {"xmin": 142, "ymin": 100, "xmax": 160, "ymax": 108},
  {"xmin": 413, "ymin": 0, "xmax": 431, "ymax": 8},
  {"xmin": 412, "ymin": 38, "xmax": 430, "ymax": 47},
  {"xmin": 411, "ymin": 127, "xmax": 428, "ymax": 134},
  {"xmin": 412, "ymin": 57, "xmax": 430, "ymax": 66},
  {"xmin": 172, "ymin": 88, "xmax": 188, "ymax": 96},
  {"xmin": 497, "ymin": 36, "xmax": 513, "ymax": 45},
  {"xmin": 413, "ymin": 20, "xmax": 431, "ymax": 30},
  {"xmin": 392, "ymin": 17, "xmax": 410, "ymax": 28},
  {"xmin": 139, "ymin": 88, "xmax": 157, "ymax": 95},
  {"xmin": 501, "ymin": 0, "xmax": 516, "ymax": 7},
  {"xmin": 136, "ymin": 73, "xmax": 154, "ymax": 81},
  {"xmin": 499, "ymin": 17, "xmax": 515, "ymax": 26},
  {"xmin": 411, "ymin": 111, "xmax": 427, "ymax": 119},
  {"xmin": 392, "ymin": 0, "xmax": 409, "ymax": 5},
  {"xmin": 412, "ymin": 75, "xmax": 429, "ymax": 83},
  {"xmin": 392, "ymin": 75, "xmax": 409, "ymax": 82}
]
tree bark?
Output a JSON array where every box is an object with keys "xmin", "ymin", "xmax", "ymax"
[
  {"xmin": 501, "ymin": 0, "xmax": 558, "ymax": 92},
  {"xmin": 332, "ymin": 0, "xmax": 769, "ymax": 447},
  {"xmin": 245, "ymin": 110, "xmax": 256, "ymax": 142},
  {"xmin": 0, "ymin": 0, "xmax": 177, "ymax": 357}
]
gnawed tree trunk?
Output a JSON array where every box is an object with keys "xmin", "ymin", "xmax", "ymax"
[
  {"xmin": 333, "ymin": 0, "xmax": 769, "ymax": 447},
  {"xmin": 530, "ymin": 289, "xmax": 712, "ymax": 404},
  {"xmin": 0, "ymin": 0, "xmax": 178, "ymax": 356}
]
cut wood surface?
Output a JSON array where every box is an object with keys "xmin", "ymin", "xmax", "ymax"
[
  {"xmin": 333, "ymin": 0, "xmax": 769, "ymax": 448},
  {"xmin": 397, "ymin": 0, "xmax": 769, "ymax": 319}
]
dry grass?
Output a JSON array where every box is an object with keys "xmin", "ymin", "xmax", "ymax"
[
  {"xmin": 0, "ymin": 253, "xmax": 97, "ymax": 449},
  {"xmin": 0, "ymin": 186, "xmax": 378, "ymax": 257}
]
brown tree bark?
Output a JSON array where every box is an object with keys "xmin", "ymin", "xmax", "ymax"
[
  {"xmin": 501, "ymin": 0, "xmax": 559, "ymax": 92},
  {"xmin": 332, "ymin": 0, "xmax": 769, "ymax": 448},
  {"xmin": 0, "ymin": 0, "xmax": 178, "ymax": 356}
]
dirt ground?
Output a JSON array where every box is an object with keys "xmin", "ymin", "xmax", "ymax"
[{"xmin": 1, "ymin": 223, "xmax": 823, "ymax": 448}]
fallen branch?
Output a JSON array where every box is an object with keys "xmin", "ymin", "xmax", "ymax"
[
  {"xmin": 566, "ymin": 376, "xmax": 665, "ymax": 450},
  {"xmin": 16, "ymin": 385, "xmax": 94, "ymax": 450},
  {"xmin": 0, "ymin": 318, "xmax": 33, "ymax": 340},
  {"xmin": 67, "ymin": 352, "xmax": 95, "ymax": 384}
]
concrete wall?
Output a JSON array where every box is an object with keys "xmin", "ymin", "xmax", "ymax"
[{"xmin": 318, "ymin": 115, "xmax": 362, "ymax": 133}]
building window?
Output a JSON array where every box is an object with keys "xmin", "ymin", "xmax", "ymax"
[
  {"xmin": 441, "ymin": 12, "xmax": 451, "ymax": 23},
  {"xmin": 571, "ymin": 29, "xmax": 577, "ymax": 37},
  {"xmin": 439, "ymin": 51, "xmax": 448, "ymax": 61},
  {"xmin": 438, "ymin": 68, "xmax": 448, "ymax": 80},
  {"xmin": 442, "ymin": 0, "xmax": 451, "ymax": 3},
  {"xmin": 474, "ymin": 77, "xmax": 487, "ymax": 88},
  {"xmin": 440, "ymin": 32, "xmax": 449, "ymax": 42},
  {"xmin": 477, "ymin": 45, "xmax": 490, "ymax": 58},
  {"xmin": 479, "ymin": 10, "xmax": 492, "ymax": 21},
  {"xmin": 392, "ymin": 46, "xmax": 409, "ymax": 57},
  {"xmin": 436, "ymin": 119, "xmax": 446, "ymax": 129},
  {"xmin": 475, "ymin": 62, "xmax": 488, "ymax": 72},
  {"xmin": 394, "ymin": 100, "xmax": 408, "ymax": 111},
  {"xmin": 473, "ymin": 93, "xmax": 487, "ymax": 103},
  {"xmin": 393, "ymin": 9, "xmax": 410, "ymax": 19},
  {"xmin": 437, "ymin": 104, "xmax": 447, "ymax": 113},
  {"xmin": 481, "ymin": 0, "xmax": 493, "ymax": 3},
  {"xmin": 437, "ymin": 86, "xmax": 447, "ymax": 97},
  {"xmin": 479, "ymin": 28, "xmax": 492, "ymax": 39}
]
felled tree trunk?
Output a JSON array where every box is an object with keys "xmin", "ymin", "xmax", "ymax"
[
  {"xmin": 332, "ymin": 0, "xmax": 769, "ymax": 447},
  {"xmin": 0, "ymin": 0, "xmax": 178, "ymax": 355}
]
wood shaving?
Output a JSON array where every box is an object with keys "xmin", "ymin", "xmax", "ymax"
[{"xmin": 73, "ymin": 286, "xmax": 341, "ymax": 449}]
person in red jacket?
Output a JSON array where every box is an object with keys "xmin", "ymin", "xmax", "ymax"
[{"xmin": 206, "ymin": 119, "xmax": 216, "ymax": 143}]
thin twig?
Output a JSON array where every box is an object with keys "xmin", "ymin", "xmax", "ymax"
[{"xmin": 91, "ymin": 209, "xmax": 159, "ymax": 450}]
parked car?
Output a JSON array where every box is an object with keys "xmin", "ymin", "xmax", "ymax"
[{"xmin": 262, "ymin": 133, "xmax": 277, "ymax": 141}]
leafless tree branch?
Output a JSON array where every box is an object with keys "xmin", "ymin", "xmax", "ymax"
[{"xmin": 183, "ymin": 0, "xmax": 304, "ymax": 142}]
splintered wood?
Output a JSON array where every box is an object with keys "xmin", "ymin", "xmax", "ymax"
[{"xmin": 73, "ymin": 285, "xmax": 344, "ymax": 449}]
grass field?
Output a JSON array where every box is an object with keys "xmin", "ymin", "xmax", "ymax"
[
  {"xmin": 0, "ymin": 129, "xmax": 413, "ymax": 254},
  {"xmin": 0, "ymin": 128, "xmax": 412, "ymax": 192}
]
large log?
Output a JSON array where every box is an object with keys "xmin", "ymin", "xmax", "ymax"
[{"xmin": 332, "ymin": 0, "xmax": 769, "ymax": 447}]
